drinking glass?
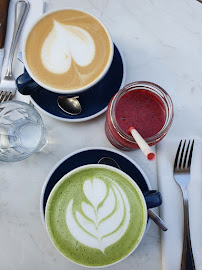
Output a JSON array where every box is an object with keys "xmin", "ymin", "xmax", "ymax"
[{"xmin": 0, "ymin": 100, "xmax": 48, "ymax": 162}]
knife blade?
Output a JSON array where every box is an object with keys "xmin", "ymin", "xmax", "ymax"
[{"xmin": 0, "ymin": 0, "xmax": 10, "ymax": 80}]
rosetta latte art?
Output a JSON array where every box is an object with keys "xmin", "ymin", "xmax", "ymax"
[
  {"xmin": 41, "ymin": 20, "xmax": 95, "ymax": 74},
  {"xmin": 66, "ymin": 178, "xmax": 130, "ymax": 253}
]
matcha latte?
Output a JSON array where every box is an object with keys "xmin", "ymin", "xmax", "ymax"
[{"xmin": 45, "ymin": 164, "xmax": 147, "ymax": 267}]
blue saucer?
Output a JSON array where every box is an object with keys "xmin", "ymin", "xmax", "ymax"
[
  {"xmin": 17, "ymin": 44, "xmax": 125, "ymax": 122},
  {"xmin": 40, "ymin": 147, "xmax": 151, "ymax": 219}
]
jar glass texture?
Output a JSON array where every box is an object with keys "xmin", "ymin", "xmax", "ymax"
[{"xmin": 105, "ymin": 81, "xmax": 174, "ymax": 150}]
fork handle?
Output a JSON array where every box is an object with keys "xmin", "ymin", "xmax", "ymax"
[
  {"xmin": 181, "ymin": 189, "xmax": 195, "ymax": 270},
  {"xmin": 5, "ymin": 0, "xmax": 30, "ymax": 77}
]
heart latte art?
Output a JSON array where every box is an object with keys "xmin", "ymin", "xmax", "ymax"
[
  {"xmin": 25, "ymin": 10, "xmax": 112, "ymax": 91},
  {"xmin": 46, "ymin": 166, "xmax": 147, "ymax": 267},
  {"xmin": 41, "ymin": 21, "xmax": 96, "ymax": 74}
]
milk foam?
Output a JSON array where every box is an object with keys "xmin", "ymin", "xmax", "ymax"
[
  {"xmin": 66, "ymin": 177, "xmax": 130, "ymax": 253},
  {"xmin": 41, "ymin": 20, "xmax": 95, "ymax": 74}
]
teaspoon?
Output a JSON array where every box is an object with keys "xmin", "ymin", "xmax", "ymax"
[
  {"xmin": 57, "ymin": 96, "xmax": 82, "ymax": 115},
  {"xmin": 98, "ymin": 157, "xmax": 168, "ymax": 231}
]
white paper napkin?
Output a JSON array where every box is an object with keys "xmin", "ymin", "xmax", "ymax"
[
  {"xmin": 1, "ymin": 0, "xmax": 44, "ymax": 100},
  {"xmin": 156, "ymin": 138, "xmax": 202, "ymax": 270}
]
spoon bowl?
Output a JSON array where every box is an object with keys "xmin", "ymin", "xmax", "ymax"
[{"xmin": 57, "ymin": 96, "xmax": 82, "ymax": 115}]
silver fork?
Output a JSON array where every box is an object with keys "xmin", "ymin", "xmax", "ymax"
[
  {"xmin": 173, "ymin": 140, "xmax": 195, "ymax": 270},
  {"xmin": 0, "ymin": 0, "xmax": 30, "ymax": 103}
]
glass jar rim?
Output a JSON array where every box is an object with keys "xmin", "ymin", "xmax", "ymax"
[{"xmin": 109, "ymin": 81, "xmax": 174, "ymax": 145}]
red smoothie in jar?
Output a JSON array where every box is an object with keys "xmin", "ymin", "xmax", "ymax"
[
  {"xmin": 105, "ymin": 82, "xmax": 173, "ymax": 150},
  {"xmin": 115, "ymin": 89, "xmax": 166, "ymax": 138}
]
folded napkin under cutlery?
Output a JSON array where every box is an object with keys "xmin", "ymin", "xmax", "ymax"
[
  {"xmin": 0, "ymin": 0, "xmax": 44, "ymax": 86},
  {"xmin": 157, "ymin": 139, "xmax": 202, "ymax": 270}
]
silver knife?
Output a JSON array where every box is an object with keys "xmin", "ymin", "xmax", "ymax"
[{"xmin": 0, "ymin": 0, "xmax": 10, "ymax": 81}]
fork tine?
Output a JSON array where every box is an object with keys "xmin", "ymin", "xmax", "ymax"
[
  {"xmin": 2, "ymin": 92, "xmax": 11, "ymax": 102},
  {"xmin": 5, "ymin": 92, "xmax": 13, "ymax": 101},
  {"xmin": 187, "ymin": 140, "xmax": 194, "ymax": 169},
  {"xmin": 0, "ymin": 91, "xmax": 5, "ymax": 102},
  {"xmin": 0, "ymin": 91, "xmax": 4, "ymax": 101},
  {"xmin": 175, "ymin": 140, "xmax": 195, "ymax": 171},
  {"xmin": 179, "ymin": 140, "xmax": 186, "ymax": 169},
  {"xmin": 0, "ymin": 92, "xmax": 7, "ymax": 103},
  {"xmin": 0, "ymin": 91, "xmax": 14, "ymax": 103},
  {"xmin": 174, "ymin": 140, "xmax": 182, "ymax": 170},
  {"xmin": 8, "ymin": 92, "xmax": 15, "ymax": 101},
  {"xmin": 183, "ymin": 140, "xmax": 190, "ymax": 169}
]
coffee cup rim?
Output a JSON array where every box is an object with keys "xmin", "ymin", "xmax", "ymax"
[
  {"xmin": 44, "ymin": 163, "xmax": 148, "ymax": 268},
  {"xmin": 22, "ymin": 8, "xmax": 114, "ymax": 95}
]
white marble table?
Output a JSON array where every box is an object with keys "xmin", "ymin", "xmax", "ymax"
[{"xmin": 1, "ymin": 0, "xmax": 202, "ymax": 269}]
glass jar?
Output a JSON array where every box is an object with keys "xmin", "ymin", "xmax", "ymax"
[{"xmin": 105, "ymin": 81, "xmax": 174, "ymax": 150}]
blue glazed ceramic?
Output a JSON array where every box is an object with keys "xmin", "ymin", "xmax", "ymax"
[
  {"xmin": 40, "ymin": 147, "xmax": 162, "ymax": 220},
  {"xmin": 16, "ymin": 44, "xmax": 125, "ymax": 122}
]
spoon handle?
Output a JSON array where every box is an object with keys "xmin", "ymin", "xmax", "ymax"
[{"xmin": 148, "ymin": 209, "xmax": 168, "ymax": 231}]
